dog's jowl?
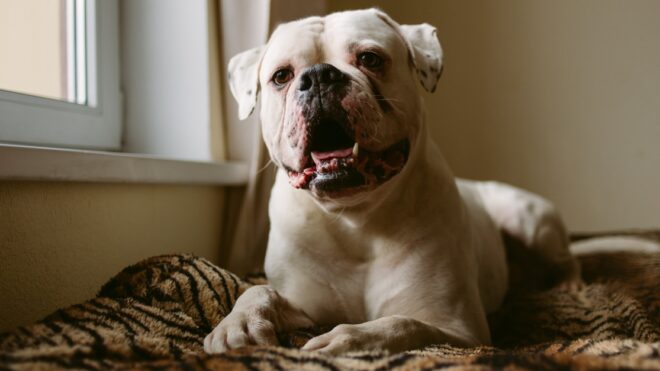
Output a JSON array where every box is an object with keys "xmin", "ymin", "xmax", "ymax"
[{"xmin": 205, "ymin": 8, "xmax": 580, "ymax": 355}]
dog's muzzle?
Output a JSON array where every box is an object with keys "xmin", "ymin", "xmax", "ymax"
[{"xmin": 286, "ymin": 63, "xmax": 410, "ymax": 197}]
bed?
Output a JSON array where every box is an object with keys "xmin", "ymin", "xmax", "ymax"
[{"xmin": 1, "ymin": 231, "xmax": 658, "ymax": 370}]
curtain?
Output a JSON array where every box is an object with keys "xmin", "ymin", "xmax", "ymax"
[{"xmin": 212, "ymin": 0, "xmax": 327, "ymax": 276}]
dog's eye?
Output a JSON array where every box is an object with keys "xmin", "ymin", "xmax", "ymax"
[
  {"xmin": 272, "ymin": 69, "xmax": 293, "ymax": 86},
  {"xmin": 357, "ymin": 52, "xmax": 384, "ymax": 70}
]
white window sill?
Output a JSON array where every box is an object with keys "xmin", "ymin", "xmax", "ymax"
[{"xmin": 0, "ymin": 144, "xmax": 248, "ymax": 186}]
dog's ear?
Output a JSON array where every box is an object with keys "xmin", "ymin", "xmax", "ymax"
[
  {"xmin": 228, "ymin": 46, "xmax": 264, "ymax": 120},
  {"xmin": 400, "ymin": 24, "xmax": 443, "ymax": 93},
  {"xmin": 371, "ymin": 9, "xmax": 443, "ymax": 93}
]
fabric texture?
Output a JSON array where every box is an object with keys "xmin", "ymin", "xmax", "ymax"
[{"xmin": 1, "ymin": 233, "xmax": 659, "ymax": 370}]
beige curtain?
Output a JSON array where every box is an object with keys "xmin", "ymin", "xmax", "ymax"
[
  {"xmin": 211, "ymin": 0, "xmax": 327, "ymax": 276},
  {"xmin": 224, "ymin": 129, "xmax": 276, "ymax": 275},
  {"xmin": 207, "ymin": 0, "xmax": 228, "ymax": 163}
]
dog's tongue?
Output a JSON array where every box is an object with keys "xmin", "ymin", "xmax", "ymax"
[
  {"xmin": 311, "ymin": 147, "xmax": 353, "ymax": 164},
  {"xmin": 310, "ymin": 147, "xmax": 355, "ymax": 173}
]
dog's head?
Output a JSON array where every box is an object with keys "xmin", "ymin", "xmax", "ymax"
[{"xmin": 228, "ymin": 9, "xmax": 442, "ymax": 200}]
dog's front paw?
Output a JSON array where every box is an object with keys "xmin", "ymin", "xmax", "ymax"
[
  {"xmin": 204, "ymin": 310, "xmax": 278, "ymax": 353},
  {"xmin": 204, "ymin": 285, "xmax": 314, "ymax": 353},
  {"xmin": 300, "ymin": 315, "xmax": 471, "ymax": 355},
  {"xmin": 301, "ymin": 324, "xmax": 373, "ymax": 355}
]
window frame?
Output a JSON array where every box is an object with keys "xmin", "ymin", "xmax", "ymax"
[{"xmin": 0, "ymin": 0, "xmax": 121, "ymax": 151}]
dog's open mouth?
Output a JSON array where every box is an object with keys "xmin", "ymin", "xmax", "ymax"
[{"xmin": 287, "ymin": 119, "xmax": 409, "ymax": 196}]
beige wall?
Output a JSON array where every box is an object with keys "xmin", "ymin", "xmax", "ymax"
[
  {"xmin": 328, "ymin": 0, "xmax": 660, "ymax": 231},
  {"xmin": 0, "ymin": 181, "xmax": 225, "ymax": 331}
]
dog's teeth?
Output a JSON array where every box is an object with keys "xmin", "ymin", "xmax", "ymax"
[{"xmin": 353, "ymin": 142, "xmax": 359, "ymax": 157}]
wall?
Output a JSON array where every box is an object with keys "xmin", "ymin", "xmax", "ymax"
[
  {"xmin": 327, "ymin": 0, "xmax": 660, "ymax": 231},
  {"xmin": 0, "ymin": 181, "xmax": 225, "ymax": 331},
  {"xmin": 122, "ymin": 0, "xmax": 215, "ymax": 161}
]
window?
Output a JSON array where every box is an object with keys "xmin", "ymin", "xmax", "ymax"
[{"xmin": 0, "ymin": 0, "xmax": 121, "ymax": 150}]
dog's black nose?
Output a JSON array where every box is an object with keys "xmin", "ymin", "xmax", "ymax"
[{"xmin": 298, "ymin": 64, "xmax": 346, "ymax": 91}]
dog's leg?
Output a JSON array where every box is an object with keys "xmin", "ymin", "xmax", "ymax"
[
  {"xmin": 301, "ymin": 315, "xmax": 477, "ymax": 355},
  {"xmin": 473, "ymin": 181, "xmax": 582, "ymax": 288},
  {"xmin": 204, "ymin": 285, "xmax": 314, "ymax": 353}
]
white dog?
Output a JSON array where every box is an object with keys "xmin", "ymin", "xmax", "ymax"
[{"xmin": 205, "ymin": 8, "xmax": 580, "ymax": 355}]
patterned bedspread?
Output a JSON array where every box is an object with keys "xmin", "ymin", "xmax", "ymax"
[{"xmin": 1, "ymin": 232, "xmax": 659, "ymax": 370}]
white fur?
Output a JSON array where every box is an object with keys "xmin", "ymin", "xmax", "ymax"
[
  {"xmin": 571, "ymin": 236, "xmax": 660, "ymax": 255},
  {"xmin": 205, "ymin": 9, "xmax": 578, "ymax": 355}
]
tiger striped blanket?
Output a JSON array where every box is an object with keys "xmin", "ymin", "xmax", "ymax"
[{"xmin": 1, "ymin": 232, "xmax": 659, "ymax": 370}]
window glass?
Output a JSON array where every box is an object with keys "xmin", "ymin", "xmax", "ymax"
[
  {"xmin": 0, "ymin": 0, "xmax": 88, "ymax": 105},
  {"xmin": 0, "ymin": 0, "xmax": 120, "ymax": 150}
]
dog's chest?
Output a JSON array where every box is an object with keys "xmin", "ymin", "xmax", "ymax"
[
  {"xmin": 266, "ymin": 230, "xmax": 413, "ymax": 325},
  {"xmin": 307, "ymin": 258, "xmax": 372, "ymax": 324}
]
